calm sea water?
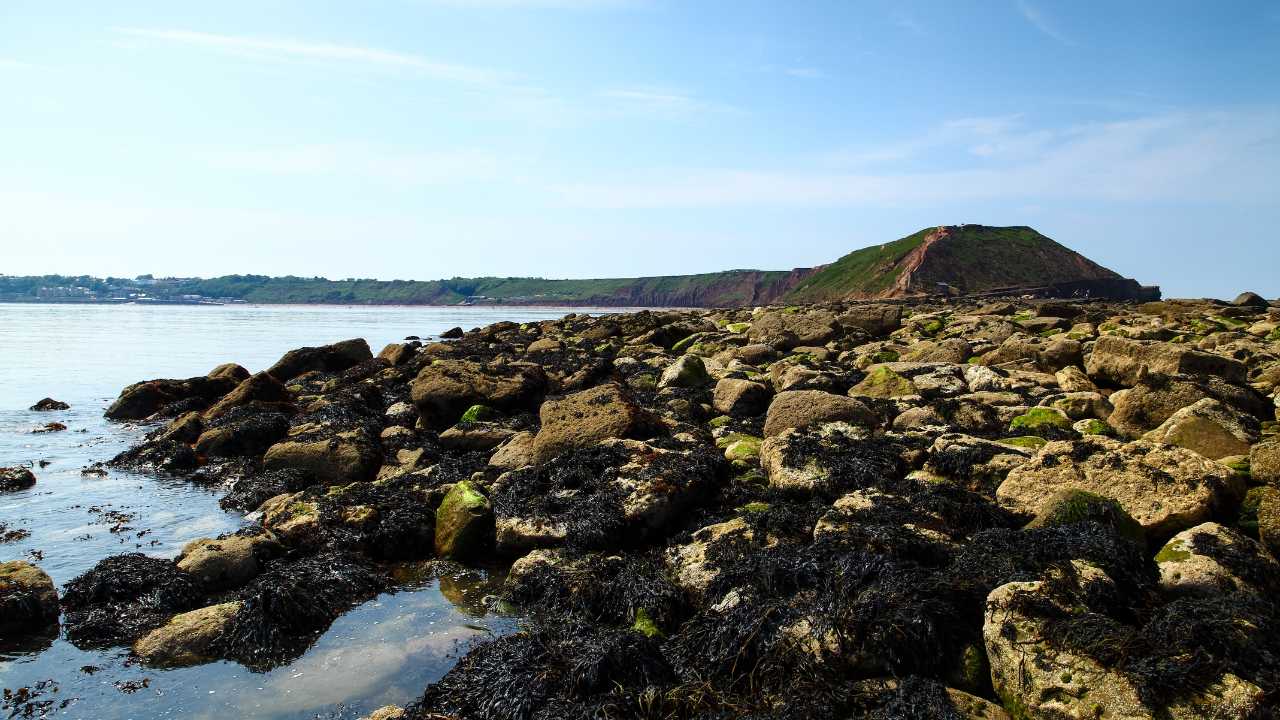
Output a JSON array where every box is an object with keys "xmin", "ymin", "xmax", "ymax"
[{"xmin": 0, "ymin": 303, "xmax": 613, "ymax": 720}]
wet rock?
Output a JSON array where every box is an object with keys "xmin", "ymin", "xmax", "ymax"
[
  {"xmin": 1142, "ymin": 397, "xmax": 1259, "ymax": 459},
  {"xmin": 0, "ymin": 466, "xmax": 37, "ymax": 492},
  {"xmin": 1086, "ymin": 335, "xmax": 1246, "ymax": 386},
  {"xmin": 257, "ymin": 493, "xmax": 322, "ymax": 545},
  {"xmin": 208, "ymin": 363, "xmax": 251, "ymax": 382},
  {"xmin": 998, "ymin": 438, "xmax": 1244, "ymax": 539},
  {"xmin": 153, "ymin": 410, "xmax": 204, "ymax": 444},
  {"xmin": 665, "ymin": 517, "xmax": 759, "ymax": 599},
  {"xmin": 62, "ymin": 553, "xmax": 203, "ymax": 647},
  {"xmin": 923, "ymin": 434, "xmax": 1034, "ymax": 492},
  {"xmin": 266, "ymin": 338, "xmax": 373, "ymax": 382},
  {"xmin": 133, "ymin": 601, "xmax": 242, "ymax": 667},
  {"xmin": 763, "ymin": 389, "xmax": 875, "ymax": 437},
  {"xmin": 203, "ymin": 371, "xmax": 291, "ymax": 420},
  {"xmin": 530, "ymin": 383, "xmax": 653, "ymax": 465},
  {"xmin": 105, "ymin": 375, "xmax": 240, "ymax": 420},
  {"xmin": 195, "ymin": 410, "xmax": 290, "ymax": 458},
  {"xmin": 410, "ymin": 359, "xmax": 546, "ymax": 429},
  {"xmin": 1156, "ymin": 522, "xmax": 1279, "ymax": 597},
  {"xmin": 711, "ymin": 377, "xmax": 770, "ymax": 416},
  {"xmin": 434, "ymin": 481, "xmax": 494, "ymax": 560},
  {"xmin": 29, "ymin": 397, "xmax": 69, "ymax": 411},
  {"xmin": 0, "ymin": 561, "xmax": 59, "ymax": 635},
  {"xmin": 658, "ymin": 354, "xmax": 712, "ymax": 389},
  {"xmin": 32, "ymin": 421, "xmax": 67, "ymax": 433},
  {"xmin": 440, "ymin": 326, "xmax": 464, "ymax": 339},
  {"xmin": 176, "ymin": 533, "xmax": 280, "ymax": 590}
]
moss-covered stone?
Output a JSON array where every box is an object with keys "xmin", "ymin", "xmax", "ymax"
[
  {"xmin": 1008, "ymin": 407, "xmax": 1072, "ymax": 436},
  {"xmin": 1027, "ymin": 488, "xmax": 1145, "ymax": 547},
  {"xmin": 707, "ymin": 415, "xmax": 732, "ymax": 429},
  {"xmin": 738, "ymin": 501, "xmax": 770, "ymax": 514},
  {"xmin": 632, "ymin": 607, "xmax": 663, "ymax": 638},
  {"xmin": 850, "ymin": 365, "xmax": 918, "ymax": 398},
  {"xmin": 724, "ymin": 436, "xmax": 762, "ymax": 463},
  {"xmin": 459, "ymin": 404, "xmax": 498, "ymax": 423},
  {"xmin": 434, "ymin": 481, "xmax": 494, "ymax": 560},
  {"xmin": 1073, "ymin": 418, "xmax": 1115, "ymax": 437},
  {"xmin": 1000, "ymin": 435, "xmax": 1048, "ymax": 450},
  {"xmin": 725, "ymin": 322, "xmax": 751, "ymax": 334}
]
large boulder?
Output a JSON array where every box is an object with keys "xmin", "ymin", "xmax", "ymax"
[
  {"xmin": 760, "ymin": 422, "xmax": 903, "ymax": 495},
  {"xmin": 1232, "ymin": 291, "xmax": 1270, "ymax": 308},
  {"xmin": 998, "ymin": 438, "xmax": 1244, "ymax": 539},
  {"xmin": 262, "ymin": 429, "xmax": 381, "ymax": 485},
  {"xmin": 749, "ymin": 308, "xmax": 839, "ymax": 349},
  {"xmin": 1086, "ymin": 335, "xmax": 1246, "ymax": 386},
  {"xmin": 1108, "ymin": 372, "xmax": 1268, "ymax": 437},
  {"xmin": 133, "ymin": 601, "xmax": 242, "ymax": 666},
  {"xmin": 712, "ymin": 378, "xmax": 771, "ymax": 416},
  {"xmin": 434, "ymin": 481, "xmax": 494, "ymax": 560},
  {"xmin": 836, "ymin": 304, "xmax": 902, "ymax": 337},
  {"xmin": 410, "ymin": 360, "xmax": 547, "ymax": 429},
  {"xmin": 1142, "ymin": 397, "xmax": 1259, "ymax": 459},
  {"xmin": 1251, "ymin": 439, "xmax": 1280, "ymax": 485},
  {"xmin": 658, "ymin": 355, "xmax": 712, "ymax": 389},
  {"xmin": 176, "ymin": 533, "xmax": 279, "ymax": 591},
  {"xmin": 265, "ymin": 338, "xmax": 372, "ymax": 382},
  {"xmin": 202, "ymin": 372, "xmax": 291, "ymax": 420},
  {"xmin": 530, "ymin": 383, "xmax": 653, "ymax": 465},
  {"xmin": 194, "ymin": 410, "xmax": 291, "ymax": 458},
  {"xmin": 0, "ymin": 561, "xmax": 59, "ymax": 635},
  {"xmin": 105, "ymin": 374, "xmax": 240, "ymax": 420},
  {"xmin": 0, "ymin": 466, "xmax": 36, "ymax": 492},
  {"xmin": 984, "ymin": 566, "xmax": 1263, "ymax": 720},
  {"xmin": 849, "ymin": 365, "xmax": 918, "ymax": 398},
  {"xmin": 763, "ymin": 390, "xmax": 876, "ymax": 437},
  {"xmin": 1155, "ymin": 522, "xmax": 1279, "ymax": 597}
]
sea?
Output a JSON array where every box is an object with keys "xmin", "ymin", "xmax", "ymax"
[{"xmin": 0, "ymin": 302, "xmax": 616, "ymax": 720}]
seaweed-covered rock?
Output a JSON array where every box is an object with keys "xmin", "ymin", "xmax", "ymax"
[
  {"xmin": 62, "ymin": 553, "xmax": 203, "ymax": 647},
  {"xmin": 530, "ymin": 383, "xmax": 654, "ymax": 465},
  {"xmin": 435, "ymin": 481, "xmax": 494, "ymax": 560},
  {"xmin": 29, "ymin": 397, "xmax": 69, "ymax": 411},
  {"xmin": 1142, "ymin": 397, "xmax": 1259, "ymax": 459},
  {"xmin": 1155, "ymin": 522, "xmax": 1280, "ymax": 597},
  {"xmin": 0, "ymin": 466, "xmax": 36, "ymax": 492},
  {"xmin": 1251, "ymin": 439, "xmax": 1280, "ymax": 485},
  {"xmin": 133, "ymin": 601, "xmax": 242, "ymax": 666},
  {"xmin": 712, "ymin": 378, "xmax": 770, "ymax": 416},
  {"xmin": 105, "ymin": 374, "xmax": 240, "ymax": 420},
  {"xmin": 266, "ymin": 338, "xmax": 372, "ymax": 382},
  {"xmin": 0, "ymin": 561, "xmax": 59, "ymax": 635},
  {"xmin": 1026, "ymin": 488, "xmax": 1145, "ymax": 547},
  {"xmin": 763, "ymin": 389, "xmax": 875, "ymax": 437},
  {"xmin": 410, "ymin": 359, "xmax": 546, "ymax": 429},
  {"xmin": 257, "ymin": 493, "xmax": 322, "ymax": 545},
  {"xmin": 849, "ymin": 365, "xmax": 918, "ymax": 398},
  {"xmin": 998, "ymin": 438, "xmax": 1243, "ymax": 539},
  {"xmin": 176, "ymin": 532, "xmax": 281, "ymax": 590},
  {"xmin": 263, "ymin": 429, "xmax": 381, "ymax": 485},
  {"xmin": 761, "ymin": 422, "xmax": 905, "ymax": 496},
  {"xmin": 203, "ymin": 371, "xmax": 291, "ymax": 420}
]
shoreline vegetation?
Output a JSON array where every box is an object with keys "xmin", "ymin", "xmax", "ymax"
[
  {"xmin": 5, "ymin": 289, "xmax": 1279, "ymax": 719},
  {"xmin": 0, "ymin": 225, "xmax": 1159, "ymax": 309}
]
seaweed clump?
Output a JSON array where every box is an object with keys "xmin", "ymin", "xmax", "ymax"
[{"xmin": 61, "ymin": 553, "xmax": 202, "ymax": 647}]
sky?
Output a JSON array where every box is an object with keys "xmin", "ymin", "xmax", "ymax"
[{"xmin": 1, "ymin": 1, "xmax": 1278, "ymax": 298}]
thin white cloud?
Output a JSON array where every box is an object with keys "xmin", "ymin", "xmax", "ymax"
[
  {"xmin": 113, "ymin": 27, "xmax": 505, "ymax": 84},
  {"xmin": 201, "ymin": 144, "xmax": 504, "ymax": 184},
  {"xmin": 1016, "ymin": 0, "xmax": 1076, "ymax": 46},
  {"xmin": 554, "ymin": 108, "xmax": 1280, "ymax": 208},
  {"xmin": 600, "ymin": 87, "xmax": 740, "ymax": 117}
]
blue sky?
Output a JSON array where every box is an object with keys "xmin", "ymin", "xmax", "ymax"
[{"xmin": 2, "ymin": 1, "xmax": 1278, "ymax": 298}]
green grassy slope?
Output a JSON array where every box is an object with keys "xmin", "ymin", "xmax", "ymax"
[{"xmin": 782, "ymin": 227, "xmax": 934, "ymax": 301}]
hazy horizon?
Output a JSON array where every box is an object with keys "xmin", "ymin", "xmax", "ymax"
[{"xmin": 3, "ymin": 1, "xmax": 1278, "ymax": 298}]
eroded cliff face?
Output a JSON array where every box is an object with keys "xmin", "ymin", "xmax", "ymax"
[{"xmin": 559, "ymin": 267, "xmax": 821, "ymax": 307}]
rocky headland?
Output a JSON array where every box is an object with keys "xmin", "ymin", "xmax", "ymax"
[{"xmin": 5, "ymin": 290, "xmax": 1280, "ymax": 719}]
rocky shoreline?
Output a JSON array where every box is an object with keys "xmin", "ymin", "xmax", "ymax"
[{"xmin": 4, "ymin": 294, "xmax": 1280, "ymax": 719}]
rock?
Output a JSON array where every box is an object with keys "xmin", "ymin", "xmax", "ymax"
[
  {"xmin": 0, "ymin": 466, "xmax": 36, "ymax": 492},
  {"xmin": 440, "ymin": 326, "xmax": 464, "ymax": 339},
  {"xmin": 29, "ymin": 397, "xmax": 69, "ymax": 411},
  {"xmin": 1054, "ymin": 365, "xmax": 1098, "ymax": 393},
  {"xmin": 439, "ymin": 423, "xmax": 516, "ymax": 452},
  {"xmin": 263, "ymin": 430, "xmax": 381, "ymax": 485},
  {"xmin": 363, "ymin": 707, "xmax": 406, "ymax": 720},
  {"xmin": 489, "ymin": 431, "xmax": 536, "ymax": 470},
  {"xmin": 410, "ymin": 359, "xmax": 546, "ymax": 429},
  {"xmin": 1108, "ymin": 372, "xmax": 1267, "ymax": 437},
  {"xmin": 749, "ymin": 308, "xmax": 839, "ymax": 349},
  {"xmin": 1142, "ymin": 398, "xmax": 1259, "ymax": 459},
  {"xmin": 1049, "ymin": 391, "xmax": 1112, "ymax": 420},
  {"xmin": 435, "ymin": 481, "xmax": 494, "ymax": 560},
  {"xmin": 1254, "ymin": 486, "xmax": 1280, "ymax": 558},
  {"xmin": 1155, "ymin": 522, "xmax": 1279, "ymax": 597},
  {"xmin": 133, "ymin": 601, "xmax": 242, "ymax": 666},
  {"xmin": 659, "ymin": 354, "xmax": 712, "ymax": 389},
  {"xmin": 1232, "ymin": 291, "xmax": 1270, "ymax": 308},
  {"xmin": 384, "ymin": 401, "xmax": 418, "ymax": 428},
  {"xmin": 266, "ymin": 338, "xmax": 373, "ymax": 382},
  {"xmin": 984, "ymin": 568, "xmax": 1263, "ymax": 720},
  {"xmin": 836, "ymin": 304, "xmax": 902, "ymax": 337},
  {"xmin": 1008, "ymin": 406, "xmax": 1072, "ymax": 436},
  {"xmin": 203, "ymin": 372, "xmax": 291, "ymax": 420},
  {"xmin": 526, "ymin": 337, "xmax": 562, "ymax": 353},
  {"xmin": 1073, "ymin": 418, "xmax": 1115, "ymax": 436},
  {"xmin": 665, "ymin": 517, "xmax": 758, "ymax": 599},
  {"xmin": 257, "ymin": 493, "xmax": 321, "ymax": 545},
  {"xmin": 763, "ymin": 390, "xmax": 876, "ymax": 437},
  {"xmin": 1251, "ymin": 439, "xmax": 1280, "ymax": 484},
  {"xmin": 0, "ymin": 561, "xmax": 59, "ymax": 634},
  {"xmin": 963, "ymin": 364, "xmax": 1011, "ymax": 392},
  {"xmin": 711, "ymin": 378, "xmax": 770, "ymax": 416},
  {"xmin": 761, "ymin": 422, "xmax": 902, "ymax": 495},
  {"xmin": 531, "ymin": 383, "xmax": 653, "ymax": 465},
  {"xmin": 1026, "ymin": 488, "xmax": 1145, "ymax": 547},
  {"xmin": 154, "ymin": 411, "xmax": 205, "ymax": 444},
  {"xmin": 105, "ymin": 375, "xmax": 240, "ymax": 420},
  {"xmin": 998, "ymin": 438, "xmax": 1244, "ymax": 539},
  {"xmin": 194, "ymin": 411, "xmax": 290, "ymax": 458},
  {"xmin": 176, "ymin": 533, "xmax": 279, "ymax": 590},
  {"xmin": 849, "ymin": 365, "xmax": 918, "ymax": 398},
  {"xmin": 377, "ymin": 342, "xmax": 417, "ymax": 366},
  {"xmin": 208, "ymin": 363, "xmax": 251, "ymax": 382},
  {"xmin": 1086, "ymin": 335, "xmax": 1246, "ymax": 386},
  {"xmin": 32, "ymin": 421, "xmax": 66, "ymax": 433}
]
